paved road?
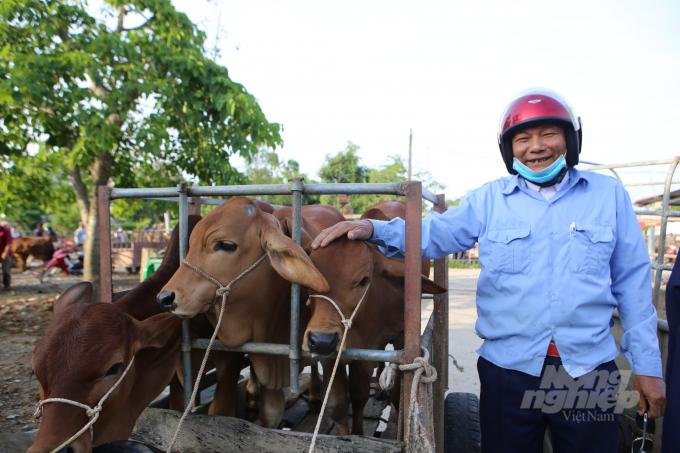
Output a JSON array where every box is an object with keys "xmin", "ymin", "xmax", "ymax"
[{"xmin": 421, "ymin": 268, "xmax": 482, "ymax": 397}]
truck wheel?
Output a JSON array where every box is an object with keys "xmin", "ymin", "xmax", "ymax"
[{"xmin": 444, "ymin": 392, "xmax": 481, "ymax": 453}]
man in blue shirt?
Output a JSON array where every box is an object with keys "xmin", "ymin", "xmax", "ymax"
[{"xmin": 312, "ymin": 88, "xmax": 666, "ymax": 452}]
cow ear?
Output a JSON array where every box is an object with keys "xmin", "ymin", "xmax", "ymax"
[
  {"xmin": 54, "ymin": 282, "xmax": 93, "ymax": 316},
  {"xmin": 133, "ymin": 313, "xmax": 181, "ymax": 352},
  {"xmin": 373, "ymin": 251, "xmax": 447, "ymax": 295},
  {"xmin": 260, "ymin": 222, "xmax": 330, "ymax": 293}
]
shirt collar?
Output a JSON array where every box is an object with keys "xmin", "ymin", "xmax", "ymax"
[
  {"xmin": 525, "ymin": 170, "xmax": 571, "ymax": 193},
  {"xmin": 501, "ymin": 168, "xmax": 589, "ymax": 196}
]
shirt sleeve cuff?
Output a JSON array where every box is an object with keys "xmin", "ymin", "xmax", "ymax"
[
  {"xmin": 365, "ymin": 219, "xmax": 403, "ymax": 257},
  {"xmin": 624, "ymin": 352, "xmax": 664, "ymax": 379}
]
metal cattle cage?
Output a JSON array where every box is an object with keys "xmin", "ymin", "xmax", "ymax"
[{"xmin": 98, "ymin": 179, "xmax": 451, "ymax": 450}]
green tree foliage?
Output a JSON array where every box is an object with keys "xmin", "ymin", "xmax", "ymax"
[
  {"xmin": 0, "ymin": 0, "xmax": 281, "ymax": 295},
  {"xmin": 245, "ymin": 148, "xmax": 320, "ymax": 206},
  {"xmin": 318, "ymin": 142, "xmax": 447, "ymax": 214}
]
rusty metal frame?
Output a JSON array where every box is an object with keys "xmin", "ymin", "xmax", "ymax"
[{"xmin": 98, "ymin": 180, "xmax": 447, "ymax": 447}]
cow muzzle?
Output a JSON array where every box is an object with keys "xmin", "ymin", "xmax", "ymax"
[
  {"xmin": 156, "ymin": 292, "xmax": 176, "ymax": 312},
  {"xmin": 307, "ymin": 331, "xmax": 339, "ymax": 356}
]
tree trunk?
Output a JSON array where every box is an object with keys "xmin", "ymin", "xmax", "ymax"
[
  {"xmin": 68, "ymin": 165, "xmax": 90, "ymax": 226},
  {"xmin": 84, "ymin": 152, "xmax": 113, "ymax": 301}
]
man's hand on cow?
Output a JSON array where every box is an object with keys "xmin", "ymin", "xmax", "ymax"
[
  {"xmin": 634, "ymin": 375, "xmax": 666, "ymax": 418},
  {"xmin": 311, "ymin": 219, "xmax": 374, "ymax": 250}
]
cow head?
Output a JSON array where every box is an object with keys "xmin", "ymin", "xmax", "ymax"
[
  {"xmin": 29, "ymin": 283, "xmax": 180, "ymax": 453},
  {"xmin": 158, "ymin": 197, "xmax": 329, "ymax": 320},
  {"xmin": 303, "ymin": 236, "xmax": 446, "ymax": 355}
]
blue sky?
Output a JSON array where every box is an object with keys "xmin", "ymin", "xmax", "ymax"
[{"xmin": 93, "ymin": 0, "xmax": 680, "ymax": 201}]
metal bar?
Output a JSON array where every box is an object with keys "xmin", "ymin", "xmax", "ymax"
[
  {"xmin": 141, "ymin": 197, "xmax": 226, "ymax": 206},
  {"xmin": 112, "ymin": 182, "xmax": 442, "ymax": 204},
  {"xmin": 188, "ymin": 196, "xmax": 202, "ymax": 216},
  {"xmin": 652, "ymin": 263, "xmax": 674, "ymax": 271},
  {"xmin": 98, "ymin": 186, "xmax": 113, "ymax": 303},
  {"xmin": 289, "ymin": 177, "xmax": 304, "ymax": 393},
  {"xmin": 110, "ymin": 187, "xmax": 181, "ymax": 199},
  {"xmin": 625, "ymin": 181, "xmax": 680, "ymax": 187},
  {"xmin": 190, "ymin": 340, "xmax": 403, "ymax": 363},
  {"xmin": 634, "ymin": 209, "xmax": 680, "ymax": 217},
  {"xmin": 403, "ymin": 180, "xmax": 424, "ymax": 437},
  {"xmin": 421, "ymin": 187, "xmax": 439, "ymax": 206},
  {"xmin": 432, "ymin": 193, "xmax": 449, "ymax": 453},
  {"xmin": 112, "ymin": 290, "xmax": 131, "ymax": 302},
  {"xmin": 578, "ymin": 158, "xmax": 676, "ymax": 171},
  {"xmin": 579, "ymin": 161, "xmax": 623, "ymax": 183},
  {"xmin": 653, "ymin": 157, "xmax": 680, "ymax": 309},
  {"xmin": 177, "ymin": 182, "xmax": 193, "ymax": 410}
]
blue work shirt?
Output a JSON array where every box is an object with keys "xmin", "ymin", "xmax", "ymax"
[{"xmin": 368, "ymin": 168, "xmax": 662, "ymax": 378}]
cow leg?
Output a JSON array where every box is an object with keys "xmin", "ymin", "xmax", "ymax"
[
  {"xmin": 349, "ymin": 361, "xmax": 372, "ymax": 435},
  {"xmin": 246, "ymin": 364, "xmax": 260, "ymax": 411},
  {"xmin": 168, "ymin": 373, "xmax": 184, "ymax": 411},
  {"xmin": 209, "ymin": 351, "xmax": 243, "ymax": 416},
  {"xmin": 308, "ymin": 363, "xmax": 322, "ymax": 413},
  {"xmin": 259, "ymin": 386, "xmax": 285, "ymax": 429},
  {"xmin": 322, "ymin": 359, "xmax": 350, "ymax": 436},
  {"xmin": 375, "ymin": 362, "xmax": 389, "ymax": 400}
]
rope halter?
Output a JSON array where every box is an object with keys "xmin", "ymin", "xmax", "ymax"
[
  {"xmin": 33, "ymin": 357, "xmax": 135, "ymax": 453},
  {"xmin": 306, "ymin": 281, "xmax": 371, "ymax": 453},
  {"xmin": 166, "ymin": 252, "xmax": 268, "ymax": 453}
]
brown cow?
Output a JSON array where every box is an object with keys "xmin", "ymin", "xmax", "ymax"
[
  {"xmin": 28, "ymin": 216, "xmax": 242, "ymax": 453},
  {"xmin": 303, "ymin": 207, "xmax": 446, "ymax": 435},
  {"xmin": 158, "ymin": 197, "xmax": 341, "ymax": 428},
  {"xmin": 11, "ymin": 236, "xmax": 56, "ymax": 271}
]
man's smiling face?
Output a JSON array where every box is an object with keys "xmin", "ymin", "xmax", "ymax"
[{"xmin": 512, "ymin": 124, "xmax": 567, "ymax": 171}]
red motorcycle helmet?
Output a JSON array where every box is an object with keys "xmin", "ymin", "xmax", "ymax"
[{"xmin": 498, "ymin": 87, "xmax": 582, "ymax": 175}]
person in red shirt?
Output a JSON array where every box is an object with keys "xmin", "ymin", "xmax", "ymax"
[{"xmin": 0, "ymin": 223, "xmax": 13, "ymax": 290}]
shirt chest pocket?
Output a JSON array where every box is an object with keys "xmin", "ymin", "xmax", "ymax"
[
  {"xmin": 487, "ymin": 226, "xmax": 531, "ymax": 275},
  {"xmin": 569, "ymin": 223, "xmax": 614, "ymax": 276}
]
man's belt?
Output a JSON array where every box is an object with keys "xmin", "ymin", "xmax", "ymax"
[{"xmin": 547, "ymin": 343, "xmax": 560, "ymax": 357}]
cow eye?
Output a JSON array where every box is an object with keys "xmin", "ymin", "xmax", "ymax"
[
  {"xmin": 105, "ymin": 362, "xmax": 123, "ymax": 377},
  {"xmin": 357, "ymin": 276, "xmax": 370, "ymax": 287},
  {"xmin": 213, "ymin": 242, "xmax": 237, "ymax": 252}
]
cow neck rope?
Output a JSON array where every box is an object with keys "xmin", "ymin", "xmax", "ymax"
[
  {"xmin": 165, "ymin": 252, "xmax": 268, "ymax": 453},
  {"xmin": 306, "ymin": 282, "xmax": 371, "ymax": 453},
  {"xmin": 33, "ymin": 357, "xmax": 135, "ymax": 453}
]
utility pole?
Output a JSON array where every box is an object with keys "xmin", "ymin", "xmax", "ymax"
[{"xmin": 408, "ymin": 128, "xmax": 413, "ymax": 181}]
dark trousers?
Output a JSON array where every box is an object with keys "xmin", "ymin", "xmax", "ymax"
[
  {"xmin": 663, "ymin": 260, "xmax": 680, "ymax": 453},
  {"xmin": 478, "ymin": 356, "xmax": 619, "ymax": 453}
]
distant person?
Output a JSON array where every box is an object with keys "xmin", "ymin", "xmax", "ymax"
[
  {"xmin": 338, "ymin": 194, "xmax": 354, "ymax": 216},
  {"xmin": 142, "ymin": 224, "xmax": 150, "ymax": 231},
  {"xmin": 0, "ymin": 222, "xmax": 12, "ymax": 290},
  {"xmin": 45, "ymin": 223, "xmax": 57, "ymax": 239},
  {"xmin": 33, "ymin": 223, "xmax": 44, "ymax": 237},
  {"xmin": 74, "ymin": 222, "xmax": 87, "ymax": 246},
  {"xmin": 10, "ymin": 226, "xmax": 21, "ymax": 239},
  {"xmin": 116, "ymin": 227, "xmax": 126, "ymax": 244},
  {"xmin": 663, "ymin": 259, "xmax": 679, "ymax": 452}
]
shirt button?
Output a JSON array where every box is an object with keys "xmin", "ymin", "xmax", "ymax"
[
  {"xmin": 551, "ymin": 295, "xmax": 556, "ymax": 300},
  {"xmin": 549, "ymin": 203, "xmax": 553, "ymax": 207},
  {"xmin": 549, "ymin": 233, "xmax": 554, "ymax": 239}
]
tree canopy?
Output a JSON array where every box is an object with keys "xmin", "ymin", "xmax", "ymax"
[{"xmin": 0, "ymin": 0, "xmax": 282, "ymax": 295}]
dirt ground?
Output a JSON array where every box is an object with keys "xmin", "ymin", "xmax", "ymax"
[{"xmin": 0, "ymin": 266, "xmax": 139, "ymax": 435}]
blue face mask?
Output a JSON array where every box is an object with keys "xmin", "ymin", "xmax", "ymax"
[{"xmin": 512, "ymin": 155, "xmax": 567, "ymax": 184}]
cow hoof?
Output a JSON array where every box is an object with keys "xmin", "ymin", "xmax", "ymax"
[
  {"xmin": 308, "ymin": 398, "xmax": 322, "ymax": 413},
  {"xmin": 375, "ymin": 388, "xmax": 389, "ymax": 401},
  {"xmin": 92, "ymin": 440, "xmax": 156, "ymax": 453}
]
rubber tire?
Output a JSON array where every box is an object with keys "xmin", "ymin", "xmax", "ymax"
[
  {"xmin": 444, "ymin": 392, "xmax": 482, "ymax": 453},
  {"xmin": 39, "ymin": 267, "xmax": 59, "ymax": 283}
]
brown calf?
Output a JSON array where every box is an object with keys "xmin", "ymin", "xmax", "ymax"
[
  {"xmin": 11, "ymin": 236, "xmax": 56, "ymax": 271},
  {"xmin": 304, "ymin": 209, "xmax": 446, "ymax": 435},
  {"xmin": 158, "ymin": 197, "xmax": 341, "ymax": 428},
  {"xmin": 28, "ymin": 216, "xmax": 241, "ymax": 453}
]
